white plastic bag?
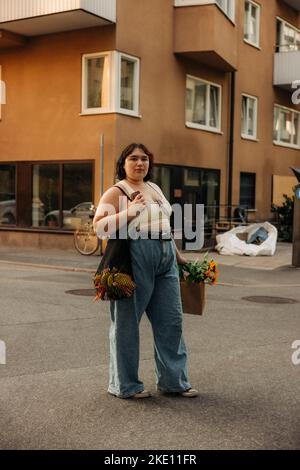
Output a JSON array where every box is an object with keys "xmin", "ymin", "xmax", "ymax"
[{"xmin": 215, "ymin": 222, "xmax": 278, "ymax": 256}]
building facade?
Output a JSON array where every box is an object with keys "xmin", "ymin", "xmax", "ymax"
[{"xmin": 0, "ymin": 0, "xmax": 299, "ymax": 249}]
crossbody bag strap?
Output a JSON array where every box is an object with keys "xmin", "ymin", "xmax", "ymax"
[
  {"xmin": 146, "ymin": 181, "xmax": 164, "ymax": 199},
  {"xmin": 113, "ymin": 181, "xmax": 133, "ymax": 201}
]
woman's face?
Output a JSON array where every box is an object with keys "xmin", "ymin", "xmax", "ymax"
[{"xmin": 123, "ymin": 148, "xmax": 150, "ymax": 181}]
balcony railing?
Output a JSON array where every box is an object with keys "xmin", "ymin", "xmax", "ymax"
[
  {"xmin": 274, "ymin": 45, "xmax": 300, "ymax": 89},
  {"xmin": 0, "ymin": 0, "xmax": 116, "ymax": 37}
]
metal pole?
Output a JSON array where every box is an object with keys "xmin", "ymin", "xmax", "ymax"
[
  {"xmin": 227, "ymin": 71, "xmax": 236, "ymax": 220},
  {"xmin": 100, "ymin": 134, "xmax": 104, "ymax": 198}
]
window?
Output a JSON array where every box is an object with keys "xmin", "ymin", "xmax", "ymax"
[
  {"xmin": 241, "ymin": 94, "xmax": 258, "ymax": 140},
  {"xmin": 118, "ymin": 53, "xmax": 140, "ymax": 116},
  {"xmin": 273, "ymin": 105, "xmax": 300, "ymax": 149},
  {"xmin": 82, "ymin": 51, "xmax": 140, "ymax": 117},
  {"xmin": 186, "ymin": 76, "xmax": 221, "ymax": 132},
  {"xmin": 32, "ymin": 164, "xmax": 59, "ymax": 228},
  {"xmin": 174, "ymin": 1, "xmax": 235, "ymax": 21},
  {"xmin": 82, "ymin": 52, "xmax": 112, "ymax": 114},
  {"xmin": 63, "ymin": 163, "xmax": 93, "ymax": 229},
  {"xmin": 216, "ymin": 0, "xmax": 235, "ymax": 20},
  {"xmin": 0, "ymin": 165, "xmax": 16, "ymax": 226},
  {"xmin": 276, "ymin": 18, "xmax": 300, "ymax": 52},
  {"xmin": 244, "ymin": 1, "xmax": 260, "ymax": 48},
  {"xmin": 240, "ymin": 172, "xmax": 256, "ymax": 209},
  {"xmin": 32, "ymin": 162, "xmax": 93, "ymax": 229}
]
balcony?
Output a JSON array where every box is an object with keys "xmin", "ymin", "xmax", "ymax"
[
  {"xmin": 281, "ymin": 0, "xmax": 300, "ymax": 11},
  {"xmin": 174, "ymin": 3, "xmax": 237, "ymax": 72},
  {"xmin": 274, "ymin": 49, "xmax": 300, "ymax": 89},
  {"xmin": 0, "ymin": 0, "xmax": 116, "ymax": 39},
  {"xmin": 0, "ymin": 29, "xmax": 26, "ymax": 49}
]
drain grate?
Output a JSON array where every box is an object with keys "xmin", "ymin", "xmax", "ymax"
[
  {"xmin": 65, "ymin": 289, "xmax": 96, "ymax": 297},
  {"xmin": 242, "ymin": 296, "xmax": 298, "ymax": 305}
]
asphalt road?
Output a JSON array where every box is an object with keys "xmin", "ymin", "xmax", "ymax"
[{"xmin": 0, "ymin": 261, "xmax": 300, "ymax": 450}]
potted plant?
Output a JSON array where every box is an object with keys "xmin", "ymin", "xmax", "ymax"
[{"xmin": 178, "ymin": 255, "xmax": 218, "ymax": 315}]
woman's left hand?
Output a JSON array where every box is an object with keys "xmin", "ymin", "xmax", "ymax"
[{"xmin": 176, "ymin": 255, "xmax": 189, "ymax": 265}]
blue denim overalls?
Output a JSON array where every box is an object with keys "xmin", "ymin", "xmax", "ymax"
[{"xmin": 108, "ymin": 238, "xmax": 191, "ymax": 398}]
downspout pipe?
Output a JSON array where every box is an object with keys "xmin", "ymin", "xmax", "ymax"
[{"xmin": 227, "ymin": 71, "xmax": 236, "ymax": 220}]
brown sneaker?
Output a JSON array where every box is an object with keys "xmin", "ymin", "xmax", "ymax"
[{"xmin": 180, "ymin": 388, "xmax": 199, "ymax": 398}]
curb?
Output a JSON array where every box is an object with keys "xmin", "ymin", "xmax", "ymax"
[{"xmin": 0, "ymin": 259, "xmax": 95, "ymax": 273}]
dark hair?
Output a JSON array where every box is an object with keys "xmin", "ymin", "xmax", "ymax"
[{"xmin": 116, "ymin": 143, "xmax": 154, "ymax": 181}]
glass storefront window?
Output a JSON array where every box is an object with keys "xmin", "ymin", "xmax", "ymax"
[
  {"xmin": 32, "ymin": 164, "xmax": 59, "ymax": 228},
  {"xmin": 0, "ymin": 164, "xmax": 16, "ymax": 225},
  {"xmin": 63, "ymin": 163, "xmax": 93, "ymax": 229},
  {"xmin": 1, "ymin": 162, "xmax": 93, "ymax": 230},
  {"xmin": 240, "ymin": 172, "xmax": 256, "ymax": 209},
  {"xmin": 184, "ymin": 169, "xmax": 200, "ymax": 186}
]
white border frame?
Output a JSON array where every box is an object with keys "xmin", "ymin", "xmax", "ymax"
[
  {"xmin": 241, "ymin": 93, "xmax": 258, "ymax": 140},
  {"xmin": 273, "ymin": 103, "xmax": 300, "ymax": 150},
  {"xmin": 244, "ymin": 0, "xmax": 261, "ymax": 49},
  {"xmin": 185, "ymin": 75, "xmax": 222, "ymax": 134}
]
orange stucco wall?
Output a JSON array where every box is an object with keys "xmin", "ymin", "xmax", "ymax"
[{"xmin": 0, "ymin": 25, "xmax": 117, "ymax": 201}]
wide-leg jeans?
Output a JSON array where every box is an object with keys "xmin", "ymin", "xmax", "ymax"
[{"xmin": 108, "ymin": 239, "xmax": 191, "ymax": 398}]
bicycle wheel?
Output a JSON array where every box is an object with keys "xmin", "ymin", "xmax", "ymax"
[{"xmin": 74, "ymin": 224, "xmax": 99, "ymax": 255}]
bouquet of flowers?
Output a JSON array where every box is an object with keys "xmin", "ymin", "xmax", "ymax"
[
  {"xmin": 178, "ymin": 255, "xmax": 218, "ymax": 285},
  {"xmin": 178, "ymin": 255, "xmax": 218, "ymax": 315}
]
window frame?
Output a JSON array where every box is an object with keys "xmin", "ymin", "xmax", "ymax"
[
  {"xmin": 81, "ymin": 51, "xmax": 140, "ymax": 117},
  {"xmin": 273, "ymin": 104, "xmax": 300, "ymax": 150},
  {"xmin": 276, "ymin": 17, "xmax": 300, "ymax": 52},
  {"xmin": 81, "ymin": 51, "xmax": 114, "ymax": 115},
  {"xmin": 244, "ymin": 0, "xmax": 261, "ymax": 49},
  {"xmin": 116, "ymin": 52, "xmax": 140, "ymax": 117},
  {"xmin": 185, "ymin": 75, "xmax": 222, "ymax": 134},
  {"xmin": 174, "ymin": 0, "xmax": 235, "ymax": 22},
  {"xmin": 241, "ymin": 93, "xmax": 258, "ymax": 141},
  {"xmin": 0, "ymin": 161, "xmax": 95, "ymax": 231},
  {"xmin": 240, "ymin": 172, "xmax": 256, "ymax": 210},
  {"xmin": 215, "ymin": 0, "xmax": 235, "ymax": 21},
  {"xmin": 0, "ymin": 163, "xmax": 17, "ymax": 226}
]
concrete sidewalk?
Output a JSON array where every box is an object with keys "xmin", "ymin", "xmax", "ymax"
[{"xmin": 0, "ymin": 242, "xmax": 294, "ymax": 272}]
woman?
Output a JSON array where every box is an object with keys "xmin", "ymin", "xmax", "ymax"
[{"xmin": 93, "ymin": 143, "xmax": 198, "ymax": 399}]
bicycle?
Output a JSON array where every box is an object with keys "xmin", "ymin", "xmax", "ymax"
[{"xmin": 74, "ymin": 204, "xmax": 100, "ymax": 256}]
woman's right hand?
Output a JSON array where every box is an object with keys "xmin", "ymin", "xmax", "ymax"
[
  {"xmin": 128, "ymin": 191, "xmax": 147, "ymax": 209},
  {"xmin": 127, "ymin": 191, "xmax": 147, "ymax": 220}
]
